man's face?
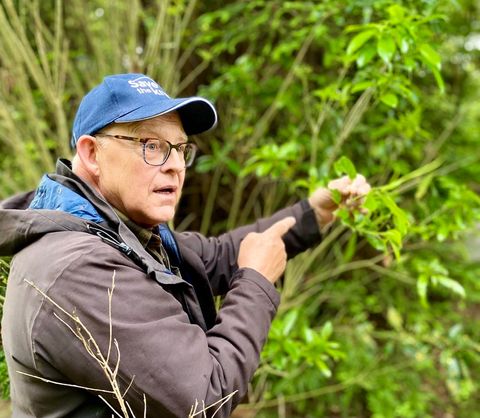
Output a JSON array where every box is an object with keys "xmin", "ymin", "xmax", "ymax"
[{"xmin": 94, "ymin": 112, "xmax": 187, "ymax": 227}]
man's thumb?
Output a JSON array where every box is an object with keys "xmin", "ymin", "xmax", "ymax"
[{"xmin": 265, "ymin": 216, "xmax": 296, "ymax": 237}]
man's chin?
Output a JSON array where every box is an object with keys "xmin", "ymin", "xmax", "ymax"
[
  {"xmin": 152, "ymin": 208, "xmax": 176, "ymax": 225},
  {"xmin": 130, "ymin": 208, "xmax": 175, "ymax": 228}
]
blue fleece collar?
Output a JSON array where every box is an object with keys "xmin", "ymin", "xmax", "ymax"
[
  {"xmin": 28, "ymin": 175, "xmax": 184, "ymax": 275},
  {"xmin": 29, "ymin": 175, "xmax": 104, "ymax": 223}
]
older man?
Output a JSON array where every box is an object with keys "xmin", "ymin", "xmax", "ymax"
[{"xmin": 0, "ymin": 73, "xmax": 370, "ymax": 417}]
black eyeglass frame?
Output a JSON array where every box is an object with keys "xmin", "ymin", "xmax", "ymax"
[{"xmin": 94, "ymin": 133, "xmax": 198, "ymax": 167}]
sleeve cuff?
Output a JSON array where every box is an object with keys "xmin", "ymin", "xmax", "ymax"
[{"xmin": 232, "ymin": 267, "xmax": 281, "ymax": 308}]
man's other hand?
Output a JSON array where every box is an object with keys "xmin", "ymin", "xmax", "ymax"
[{"xmin": 308, "ymin": 174, "xmax": 371, "ymax": 229}]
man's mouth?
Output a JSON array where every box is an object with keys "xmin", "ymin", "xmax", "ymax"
[{"xmin": 154, "ymin": 186, "xmax": 177, "ymax": 195}]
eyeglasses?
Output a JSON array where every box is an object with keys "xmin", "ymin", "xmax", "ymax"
[{"xmin": 94, "ymin": 133, "xmax": 197, "ymax": 167}]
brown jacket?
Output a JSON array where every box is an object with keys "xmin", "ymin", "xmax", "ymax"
[{"xmin": 0, "ymin": 159, "xmax": 321, "ymax": 417}]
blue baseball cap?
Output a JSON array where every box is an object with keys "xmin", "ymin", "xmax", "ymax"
[{"xmin": 71, "ymin": 73, "xmax": 218, "ymax": 148}]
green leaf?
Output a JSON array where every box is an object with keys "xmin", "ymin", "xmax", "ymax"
[
  {"xmin": 331, "ymin": 189, "xmax": 342, "ymax": 204},
  {"xmin": 387, "ymin": 4, "xmax": 405, "ymax": 20},
  {"xmin": 321, "ymin": 321, "xmax": 333, "ymax": 340},
  {"xmin": 351, "ymin": 80, "xmax": 375, "ymax": 93},
  {"xmin": 430, "ymin": 66, "xmax": 446, "ymax": 93},
  {"xmin": 404, "ymin": 56, "xmax": 416, "ymax": 72},
  {"xmin": 366, "ymin": 234, "xmax": 386, "ymax": 251},
  {"xmin": 225, "ymin": 159, "xmax": 241, "ymax": 175},
  {"xmin": 382, "ymin": 229, "xmax": 402, "ymax": 248},
  {"xmin": 394, "ymin": 28, "xmax": 411, "ymax": 54},
  {"xmin": 437, "ymin": 276, "xmax": 466, "ymax": 298},
  {"xmin": 282, "ymin": 310, "xmax": 299, "ymax": 336},
  {"xmin": 379, "ymin": 194, "xmax": 410, "ymax": 235},
  {"xmin": 387, "ymin": 306, "xmax": 403, "ymax": 331},
  {"xmin": 380, "ymin": 92, "xmax": 398, "ymax": 108},
  {"xmin": 335, "ymin": 207, "xmax": 352, "ymax": 224},
  {"xmin": 356, "ymin": 44, "xmax": 377, "ymax": 68},
  {"xmin": 377, "ymin": 34, "xmax": 397, "ymax": 63},
  {"xmin": 315, "ymin": 359, "xmax": 332, "ymax": 378},
  {"xmin": 302, "ymin": 327, "xmax": 315, "ymax": 344},
  {"xmin": 382, "ymin": 229, "xmax": 403, "ymax": 258},
  {"xmin": 334, "ymin": 156, "xmax": 357, "ymax": 179},
  {"xmin": 415, "ymin": 174, "xmax": 434, "ymax": 200},
  {"xmin": 346, "ymin": 30, "xmax": 377, "ymax": 55},
  {"xmin": 343, "ymin": 233, "xmax": 357, "ymax": 263},
  {"xmin": 255, "ymin": 162, "xmax": 273, "ymax": 177},
  {"xmin": 363, "ymin": 193, "xmax": 379, "ymax": 212},
  {"xmin": 419, "ymin": 43, "xmax": 442, "ymax": 70},
  {"xmin": 195, "ymin": 155, "xmax": 216, "ymax": 173},
  {"xmin": 417, "ymin": 274, "xmax": 430, "ymax": 307}
]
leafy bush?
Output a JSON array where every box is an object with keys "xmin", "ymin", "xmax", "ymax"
[{"xmin": 192, "ymin": 1, "xmax": 480, "ymax": 416}]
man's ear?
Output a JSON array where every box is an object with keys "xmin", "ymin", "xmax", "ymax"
[{"xmin": 74, "ymin": 135, "xmax": 101, "ymax": 178}]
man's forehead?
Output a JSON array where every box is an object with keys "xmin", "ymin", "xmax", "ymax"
[
  {"xmin": 123, "ymin": 112, "xmax": 187, "ymax": 137},
  {"xmin": 140, "ymin": 111, "xmax": 182, "ymax": 125}
]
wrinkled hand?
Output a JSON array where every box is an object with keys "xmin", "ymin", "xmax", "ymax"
[
  {"xmin": 237, "ymin": 217, "xmax": 296, "ymax": 284},
  {"xmin": 308, "ymin": 174, "xmax": 371, "ymax": 229}
]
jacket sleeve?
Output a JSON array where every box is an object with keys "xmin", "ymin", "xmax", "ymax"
[
  {"xmin": 29, "ymin": 233, "xmax": 281, "ymax": 418},
  {"xmin": 176, "ymin": 199, "xmax": 322, "ymax": 295},
  {"xmin": 0, "ymin": 190, "xmax": 36, "ymax": 209}
]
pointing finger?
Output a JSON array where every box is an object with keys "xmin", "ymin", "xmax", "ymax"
[{"xmin": 264, "ymin": 217, "xmax": 296, "ymax": 237}]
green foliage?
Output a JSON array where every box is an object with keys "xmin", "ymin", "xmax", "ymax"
[
  {"xmin": 0, "ymin": 259, "xmax": 9, "ymax": 399},
  {"xmin": 0, "ymin": 0, "xmax": 479, "ymax": 416},
  {"xmin": 192, "ymin": 0, "xmax": 480, "ymax": 416},
  {"xmin": 0, "ymin": 351, "xmax": 8, "ymax": 400},
  {"xmin": 261, "ymin": 309, "xmax": 344, "ymax": 381},
  {"xmin": 0, "ymin": 0, "xmax": 202, "ymax": 195}
]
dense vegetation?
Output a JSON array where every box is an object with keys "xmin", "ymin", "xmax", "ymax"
[{"xmin": 0, "ymin": 0, "xmax": 479, "ymax": 416}]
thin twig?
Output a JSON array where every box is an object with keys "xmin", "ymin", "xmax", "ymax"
[
  {"xmin": 106, "ymin": 271, "xmax": 116, "ymax": 365},
  {"xmin": 189, "ymin": 391, "xmax": 239, "ymax": 418},
  {"xmin": 16, "ymin": 371, "xmax": 114, "ymax": 394}
]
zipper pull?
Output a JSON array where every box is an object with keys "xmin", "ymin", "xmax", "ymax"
[{"xmin": 86, "ymin": 224, "xmax": 132, "ymax": 256}]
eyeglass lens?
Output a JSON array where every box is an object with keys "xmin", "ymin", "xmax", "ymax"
[{"xmin": 143, "ymin": 139, "xmax": 196, "ymax": 167}]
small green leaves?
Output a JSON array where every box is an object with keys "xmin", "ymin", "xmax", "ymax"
[
  {"xmin": 263, "ymin": 309, "xmax": 344, "ymax": 379},
  {"xmin": 414, "ymin": 258, "xmax": 466, "ymax": 307},
  {"xmin": 330, "ymin": 185, "xmax": 410, "ymax": 260},
  {"xmin": 240, "ymin": 141, "xmax": 301, "ymax": 179}
]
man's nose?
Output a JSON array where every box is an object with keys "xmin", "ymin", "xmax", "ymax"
[{"xmin": 161, "ymin": 148, "xmax": 184, "ymax": 172}]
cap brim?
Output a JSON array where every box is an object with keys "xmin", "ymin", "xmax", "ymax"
[{"xmin": 114, "ymin": 97, "xmax": 217, "ymax": 135}]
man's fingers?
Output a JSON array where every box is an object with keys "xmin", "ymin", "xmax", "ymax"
[
  {"xmin": 327, "ymin": 176, "xmax": 351, "ymax": 194},
  {"xmin": 350, "ymin": 174, "xmax": 371, "ymax": 195},
  {"xmin": 329, "ymin": 174, "xmax": 371, "ymax": 197},
  {"xmin": 264, "ymin": 216, "xmax": 296, "ymax": 237},
  {"xmin": 353, "ymin": 182, "xmax": 371, "ymax": 196}
]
